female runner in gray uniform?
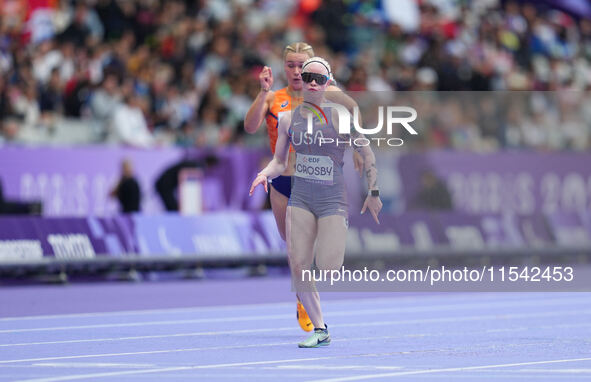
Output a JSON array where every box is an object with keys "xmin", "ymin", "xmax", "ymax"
[{"xmin": 249, "ymin": 57, "xmax": 382, "ymax": 348}]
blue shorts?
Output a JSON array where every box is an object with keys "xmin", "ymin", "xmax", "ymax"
[{"xmin": 270, "ymin": 175, "xmax": 292, "ymax": 198}]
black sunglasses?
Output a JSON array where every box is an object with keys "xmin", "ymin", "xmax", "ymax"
[{"xmin": 301, "ymin": 72, "xmax": 329, "ymax": 85}]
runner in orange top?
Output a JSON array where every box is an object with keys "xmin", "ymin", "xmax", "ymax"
[
  {"xmin": 244, "ymin": 42, "xmax": 363, "ymax": 332},
  {"xmin": 265, "ymin": 87, "xmax": 298, "ymax": 156}
]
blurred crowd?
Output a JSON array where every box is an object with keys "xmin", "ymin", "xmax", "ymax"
[{"xmin": 0, "ymin": 0, "xmax": 590, "ymax": 150}]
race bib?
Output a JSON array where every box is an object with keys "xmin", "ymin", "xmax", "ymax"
[{"xmin": 295, "ymin": 154, "xmax": 334, "ymax": 184}]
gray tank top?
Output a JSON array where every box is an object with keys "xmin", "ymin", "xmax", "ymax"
[{"xmin": 289, "ymin": 104, "xmax": 346, "ymax": 186}]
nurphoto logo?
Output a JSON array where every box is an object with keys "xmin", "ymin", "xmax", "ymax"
[{"xmin": 305, "ymin": 102, "xmax": 418, "ymax": 147}]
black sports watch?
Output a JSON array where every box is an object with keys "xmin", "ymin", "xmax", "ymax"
[{"xmin": 370, "ymin": 189, "xmax": 380, "ymax": 197}]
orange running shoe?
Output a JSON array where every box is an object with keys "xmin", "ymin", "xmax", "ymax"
[{"xmin": 297, "ymin": 299, "xmax": 313, "ymax": 332}]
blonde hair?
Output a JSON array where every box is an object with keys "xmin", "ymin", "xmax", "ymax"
[{"xmin": 283, "ymin": 42, "xmax": 314, "ymax": 60}]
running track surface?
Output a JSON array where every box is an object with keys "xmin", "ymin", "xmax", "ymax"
[{"xmin": 1, "ymin": 276, "xmax": 590, "ymax": 381}]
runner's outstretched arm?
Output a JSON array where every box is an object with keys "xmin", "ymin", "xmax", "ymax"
[{"xmin": 249, "ymin": 113, "xmax": 292, "ymax": 195}]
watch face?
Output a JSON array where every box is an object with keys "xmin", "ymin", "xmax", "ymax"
[{"xmin": 371, "ymin": 190, "xmax": 379, "ymax": 197}]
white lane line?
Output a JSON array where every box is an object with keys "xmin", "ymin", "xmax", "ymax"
[
  {"xmin": 32, "ymin": 363, "xmax": 156, "ymax": 369},
  {"xmin": 13, "ymin": 366, "xmax": 191, "ymax": 382},
  {"xmin": 13, "ymin": 355, "xmax": 353, "ymax": 382},
  {"xmin": 0, "ymin": 313, "xmax": 294, "ymax": 334},
  {"xmin": 276, "ymin": 366, "xmax": 403, "ymax": 371},
  {"xmin": 0, "ymin": 292, "xmax": 578, "ymax": 321},
  {"xmin": 1, "ymin": 309, "xmax": 589, "ymax": 364},
  {"xmin": 307, "ymin": 358, "xmax": 591, "ymax": 382},
  {"xmin": 517, "ymin": 368, "xmax": 591, "ymax": 373},
  {"xmin": 2, "ymin": 341, "xmax": 296, "ymax": 366},
  {"xmin": 0, "ymin": 302, "xmax": 297, "ymax": 321},
  {"xmin": 0, "ymin": 327, "xmax": 282, "ymax": 347},
  {"xmin": 0, "ymin": 331, "xmax": 523, "ymax": 367},
  {"xmin": 0, "ymin": 296, "xmax": 432, "ymax": 322},
  {"xmin": 13, "ymin": 351, "xmax": 591, "ymax": 382},
  {"xmin": 0, "ymin": 296, "xmax": 585, "ymax": 334},
  {"xmin": 3, "ymin": 318, "xmax": 590, "ymax": 349}
]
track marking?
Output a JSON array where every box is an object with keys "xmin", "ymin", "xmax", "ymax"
[
  {"xmin": 1, "ymin": 309, "xmax": 589, "ymax": 364},
  {"xmin": 0, "ymin": 333, "xmax": 540, "ymax": 368},
  {"xmin": 0, "ymin": 296, "xmax": 585, "ymax": 334},
  {"xmin": 307, "ymin": 358, "xmax": 591, "ymax": 382},
  {"xmin": 2, "ymin": 319, "xmax": 590, "ymax": 349},
  {"xmin": 276, "ymin": 365, "xmax": 403, "ymax": 370},
  {"xmin": 516, "ymin": 368, "xmax": 591, "ymax": 373},
  {"xmin": 0, "ymin": 292, "xmax": 577, "ymax": 321},
  {"xmin": 31, "ymin": 362, "xmax": 156, "ymax": 369},
  {"xmin": 13, "ymin": 352, "xmax": 591, "ymax": 382},
  {"xmin": 12, "ymin": 355, "xmax": 362, "ymax": 382},
  {"xmin": 0, "ymin": 296, "xmax": 434, "ymax": 321}
]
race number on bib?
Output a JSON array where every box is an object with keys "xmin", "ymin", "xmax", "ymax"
[{"xmin": 295, "ymin": 154, "xmax": 334, "ymax": 184}]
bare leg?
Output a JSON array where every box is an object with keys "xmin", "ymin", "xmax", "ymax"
[
  {"xmin": 286, "ymin": 206, "xmax": 324, "ymax": 328},
  {"xmin": 306, "ymin": 215, "xmax": 347, "ymax": 328},
  {"xmin": 271, "ymin": 183, "xmax": 310, "ymax": 328},
  {"xmin": 270, "ymin": 186, "xmax": 288, "ymax": 241},
  {"xmin": 315, "ymin": 215, "xmax": 348, "ymax": 272}
]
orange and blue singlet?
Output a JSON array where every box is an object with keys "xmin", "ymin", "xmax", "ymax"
[{"xmin": 265, "ymin": 88, "xmax": 301, "ymax": 198}]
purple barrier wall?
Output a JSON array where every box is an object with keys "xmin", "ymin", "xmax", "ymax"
[
  {"xmin": 0, "ymin": 147, "xmax": 181, "ymax": 216},
  {"xmin": 1, "ymin": 211, "xmax": 589, "ymax": 262},
  {"xmin": 0, "ymin": 215, "xmax": 138, "ymax": 261},
  {"xmin": 2, "ymin": 148, "xmax": 591, "ymax": 217},
  {"xmin": 0, "ymin": 212, "xmax": 286, "ymax": 261},
  {"xmin": 399, "ymin": 151, "xmax": 591, "ymax": 215},
  {"xmin": 0, "ymin": 146, "xmax": 266, "ymax": 216},
  {"xmin": 346, "ymin": 211, "xmax": 564, "ymax": 253}
]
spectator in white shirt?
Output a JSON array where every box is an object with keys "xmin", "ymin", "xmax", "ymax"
[{"xmin": 110, "ymin": 94, "xmax": 154, "ymax": 148}]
